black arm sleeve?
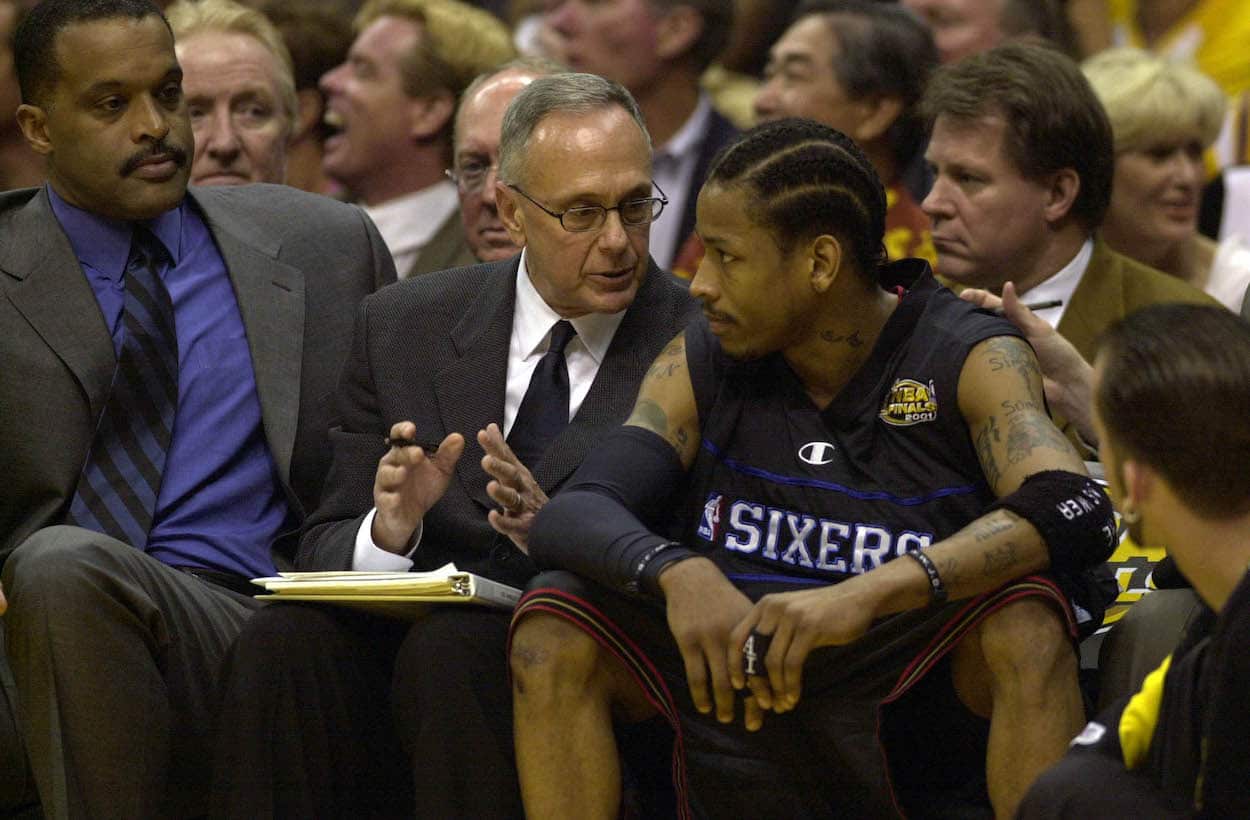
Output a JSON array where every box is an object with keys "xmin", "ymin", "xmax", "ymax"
[{"xmin": 528, "ymin": 425, "xmax": 693, "ymax": 596}]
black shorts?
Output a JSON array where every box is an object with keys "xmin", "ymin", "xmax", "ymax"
[{"xmin": 509, "ymin": 570, "xmax": 1083, "ymax": 819}]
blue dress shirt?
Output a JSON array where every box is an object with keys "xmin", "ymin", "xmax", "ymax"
[{"xmin": 49, "ymin": 186, "xmax": 291, "ymax": 578}]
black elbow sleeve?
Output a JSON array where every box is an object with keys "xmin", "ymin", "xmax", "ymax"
[{"xmin": 988, "ymin": 470, "xmax": 1118, "ymax": 574}]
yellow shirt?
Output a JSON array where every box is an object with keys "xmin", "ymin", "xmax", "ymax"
[{"xmin": 1108, "ymin": 0, "xmax": 1250, "ymax": 96}]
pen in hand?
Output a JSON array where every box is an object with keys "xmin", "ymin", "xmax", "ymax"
[
  {"xmin": 383, "ymin": 436, "xmax": 439, "ymax": 453},
  {"xmin": 994, "ymin": 299, "xmax": 1062, "ymax": 315}
]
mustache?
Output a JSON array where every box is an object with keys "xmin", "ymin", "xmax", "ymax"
[{"xmin": 119, "ymin": 141, "xmax": 188, "ymax": 177}]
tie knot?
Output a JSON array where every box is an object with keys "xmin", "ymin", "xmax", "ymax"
[
  {"xmin": 548, "ymin": 320, "xmax": 576, "ymax": 356},
  {"xmin": 129, "ymin": 226, "xmax": 170, "ymax": 271}
]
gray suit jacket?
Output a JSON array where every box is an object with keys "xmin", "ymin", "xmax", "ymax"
[
  {"xmin": 0, "ymin": 183, "xmax": 396, "ymax": 565},
  {"xmin": 297, "ymin": 255, "xmax": 698, "ymax": 586}
]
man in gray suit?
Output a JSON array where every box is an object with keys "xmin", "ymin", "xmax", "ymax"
[
  {"xmin": 0, "ymin": 1, "xmax": 394, "ymax": 816},
  {"xmin": 211, "ymin": 73, "xmax": 698, "ymax": 818}
]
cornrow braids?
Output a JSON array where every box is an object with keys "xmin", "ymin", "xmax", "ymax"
[{"xmin": 706, "ymin": 119, "xmax": 887, "ymax": 282}]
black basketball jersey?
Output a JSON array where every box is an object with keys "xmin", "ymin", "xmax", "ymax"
[{"xmin": 679, "ymin": 262, "xmax": 1023, "ymax": 591}]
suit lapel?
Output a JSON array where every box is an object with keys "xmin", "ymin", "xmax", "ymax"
[
  {"xmin": 531, "ymin": 261, "xmax": 665, "ymax": 492},
  {"xmin": 435, "ymin": 259, "xmax": 516, "ymax": 510},
  {"xmin": 190, "ymin": 188, "xmax": 306, "ymax": 484},
  {"xmin": 405, "ymin": 208, "xmax": 476, "ymax": 279},
  {"xmin": 1, "ymin": 188, "xmax": 116, "ymax": 419},
  {"xmin": 1057, "ymin": 239, "xmax": 1124, "ymax": 362}
]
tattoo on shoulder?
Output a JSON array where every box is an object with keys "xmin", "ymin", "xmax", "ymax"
[
  {"xmin": 629, "ymin": 398, "xmax": 669, "ymax": 436},
  {"xmin": 984, "ymin": 336, "xmax": 1044, "ymax": 403},
  {"xmin": 1005, "ymin": 409, "xmax": 1075, "ymax": 465},
  {"xmin": 645, "ymin": 338, "xmax": 687, "ymax": 381}
]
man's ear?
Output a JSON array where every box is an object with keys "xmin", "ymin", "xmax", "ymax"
[
  {"xmin": 809, "ymin": 234, "xmax": 843, "ymax": 293},
  {"xmin": 1042, "ymin": 168, "xmax": 1081, "ymax": 224},
  {"xmin": 851, "ymin": 95, "xmax": 903, "ymax": 145},
  {"xmin": 655, "ymin": 5, "xmax": 703, "ymax": 63},
  {"xmin": 1122, "ymin": 458, "xmax": 1154, "ymax": 509},
  {"xmin": 496, "ymin": 181, "xmax": 527, "ymax": 246},
  {"xmin": 292, "ymin": 88, "xmax": 324, "ymax": 143},
  {"xmin": 17, "ymin": 104, "xmax": 52, "ymax": 156},
  {"xmin": 408, "ymin": 90, "xmax": 455, "ymax": 141}
]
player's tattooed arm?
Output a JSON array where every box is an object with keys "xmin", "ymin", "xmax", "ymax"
[
  {"xmin": 625, "ymin": 332, "xmax": 702, "ymax": 468},
  {"xmin": 961, "ymin": 335, "xmax": 1086, "ymax": 496}
]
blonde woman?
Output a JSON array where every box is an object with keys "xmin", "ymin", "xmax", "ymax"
[{"xmin": 1084, "ymin": 47, "xmax": 1250, "ymax": 310}]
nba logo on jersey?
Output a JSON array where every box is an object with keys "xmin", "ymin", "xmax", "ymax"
[{"xmin": 697, "ymin": 493, "xmax": 724, "ymax": 542}]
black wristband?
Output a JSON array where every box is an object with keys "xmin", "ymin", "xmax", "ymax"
[
  {"xmin": 906, "ymin": 549, "xmax": 947, "ymax": 605},
  {"xmin": 628, "ymin": 541, "xmax": 698, "ymax": 599},
  {"xmin": 987, "ymin": 470, "xmax": 1117, "ymax": 573}
]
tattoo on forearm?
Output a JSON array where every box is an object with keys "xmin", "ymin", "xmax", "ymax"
[
  {"xmin": 976, "ymin": 416, "xmax": 1002, "ymax": 489},
  {"xmin": 982, "ymin": 541, "xmax": 1021, "ymax": 577},
  {"xmin": 972, "ymin": 516, "xmax": 1013, "ymax": 542}
]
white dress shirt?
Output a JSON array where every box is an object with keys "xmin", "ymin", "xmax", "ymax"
[
  {"xmin": 1018, "ymin": 238, "xmax": 1094, "ymax": 329},
  {"xmin": 363, "ymin": 180, "xmax": 459, "ymax": 280},
  {"xmin": 353, "ymin": 249, "xmax": 627, "ymax": 570},
  {"xmin": 650, "ymin": 94, "xmax": 714, "ymax": 270}
]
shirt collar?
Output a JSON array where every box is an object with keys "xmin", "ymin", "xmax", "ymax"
[
  {"xmin": 655, "ymin": 93, "xmax": 713, "ymax": 167},
  {"xmin": 47, "ymin": 184, "xmax": 184, "ymax": 281},
  {"xmin": 1020, "ymin": 238, "xmax": 1094, "ymax": 327},
  {"xmin": 515, "ymin": 248, "xmax": 627, "ymax": 364},
  {"xmin": 362, "ymin": 180, "xmax": 459, "ymax": 257}
]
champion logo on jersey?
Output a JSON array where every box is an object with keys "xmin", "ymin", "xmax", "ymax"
[
  {"xmin": 879, "ymin": 378, "xmax": 938, "ymax": 426},
  {"xmin": 696, "ymin": 492, "xmax": 725, "ymax": 542},
  {"xmin": 798, "ymin": 441, "xmax": 837, "ymax": 466}
]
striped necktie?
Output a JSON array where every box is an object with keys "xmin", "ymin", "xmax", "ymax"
[
  {"xmin": 507, "ymin": 320, "xmax": 576, "ymax": 469},
  {"xmin": 67, "ymin": 227, "xmax": 179, "ymax": 548}
]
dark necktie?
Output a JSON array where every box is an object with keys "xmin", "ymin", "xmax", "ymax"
[
  {"xmin": 507, "ymin": 320, "xmax": 576, "ymax": 468},
  {"xmin": 67, "ymin": 227, "xmax": 179, "ymax": 548}
]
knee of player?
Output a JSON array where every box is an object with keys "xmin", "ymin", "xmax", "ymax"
[
  {"xmin": 509, "ymin": 612, "xmax": 604, "ymax": 701},
  {"xmin": 978, "ymin": 598, "xmax": 1077, "ymax": 701}
]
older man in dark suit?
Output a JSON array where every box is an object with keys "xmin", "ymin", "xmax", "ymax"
[
  {"xmin": 211, "ymin": 72, "xmax": 698, "ymax": 818},
  {"xmin": 0, "ymin": 1, "xmax": 393, "ymax": 817}
]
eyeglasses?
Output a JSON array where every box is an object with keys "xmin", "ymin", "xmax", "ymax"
[
  {"xmin": 506, "ymin": 181, "xmax": 668, "ymax": 233},
  {"xmin": 445, "ymin": 161, "xmax": 498, "ymax": 193}
]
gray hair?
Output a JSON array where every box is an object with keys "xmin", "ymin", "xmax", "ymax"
[{"xmin": 498, "ymin": 72, "xmax": 650, "ymax": 186}]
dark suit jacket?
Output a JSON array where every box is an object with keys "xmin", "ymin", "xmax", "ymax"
[
  {"xmin": 297, "ymin": 255, "xmax": 698, "ymax": 586},
  {"xmin": 665, "ymin": 108, "xmax": 738, "ymax": 266},
  {"xmin": 404, "ymin": 207, "xmax": 476, "ymax": 280},
  {"xmin": 0, "ymin": 183, "xmax": 396, "ymax": 565}
]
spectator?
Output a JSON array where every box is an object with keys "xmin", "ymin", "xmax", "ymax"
[
  {"xmin": 449, "ymin": 57, "xmax": 562, "ymax": 264},
  {"xmin": 0, "ymin": 0, "xmax": 42, "ymax": 190},
  {"xmin": 210, "ymin": 73, "xmax": 698, "ymax": 818},
  {"xmin": 1018, "ymin": 303, "xmax": 1250, "ymax": 819},
  {"xmin": 254, "ymin": 0, "xmax": 355, "ymax": 196},
  {"xmin": 921, "ymin": 43, "xmax": 1216, "ymax": 441},
  {"xmin": 0, "ymin": 0, "xmax": 393, "ymax": 815},
  {"xmin": 167, "ymin": 0, "xmax": 297, "ymax": 185},
  {"xmin": 1084, "ymin": 47, "xmax": 1250, "ymax": 312},
  {"xmin": 543, "ymin": 0, "xmax": 737, "ymax": 271},
  {"xmin": 754, "ymin": 0, "xmax": 938, "ymax": 264},
  {"xmin": 903, "ymin": 0, "xmax": 1076, "ymax": 63},
  {"xmin": 321, "ymin": 0, "xmax": 514, "ymax": 278}
]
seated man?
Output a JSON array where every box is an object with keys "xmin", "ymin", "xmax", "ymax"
[
  {"xmin": 0, "ymin": 0, "xmax": 393, "ymax": 815},
  {"xmin": 209, "ymin": 73, "xmax": 698, "ymax": 818},
  {"xmin": 168, "ymin": 0, "xmax": 296, "ymax": 186},
  {"xmin": 1019, "ymin": 303, "xmax": 1250, "ymax": 819},
  {"xmin": 509, "ymin": 119, "xmax": 1118, "ymax": 818}
]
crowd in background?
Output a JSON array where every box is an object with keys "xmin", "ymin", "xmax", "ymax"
[{"xmin": 1, "ymin": 0, "xmax": 1249, "ymax": 818}]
